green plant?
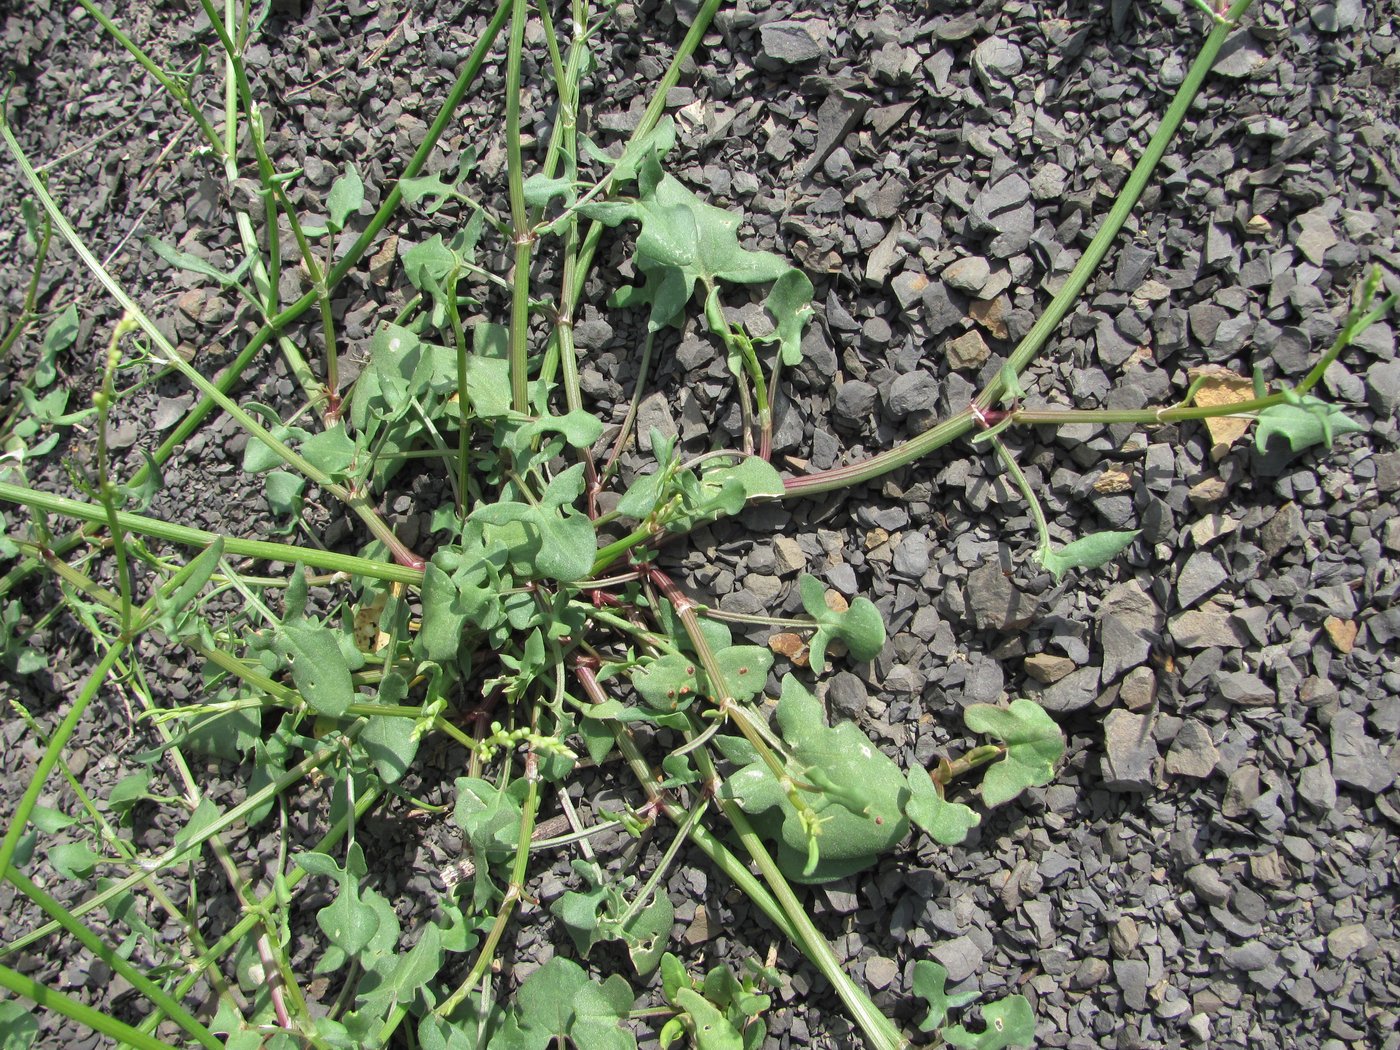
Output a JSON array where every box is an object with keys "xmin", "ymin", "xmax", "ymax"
[{"xmin": 0, "ymin": 0, "xmax": 1391, "ymax": 1048}]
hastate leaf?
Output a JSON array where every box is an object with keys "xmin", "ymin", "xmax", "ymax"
[
  {"xmin": 273, "ymin": 622, "xmax": 354, "ymax": 717},
  {"xmin": 912, "ymin": 960, "xmax": 979, "ymax": 1032},
  {"xmin": 941, "ymin": 994, "xmax": 1036, "ymax": 1050},
  {"xmin": 719, "ymin": 676, "xmax": 909, "ymax": 882},
  {"xmin": 964, "ymin": 699, "xmax": 1064, "ymax": 807},
  {"xmin": 326, "ymin": 163, "xmax": 365, "ymax": 232},
  {"xmin": 904, "ymin": 768, "xmax": 981, "ymax": 846},
  {"xmin": 798, "ymin": 574, "xmax": 886, "ymax": 671},
  {"xmin": 1036, "ymin": 529, "xmax": 1139, "ymax": 582},
  {"xmin": 1255, "ymin": 395, "xmax": 1365, "ymax": 455}
]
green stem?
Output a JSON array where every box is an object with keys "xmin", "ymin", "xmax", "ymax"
[
  {"xmin": 505, "ymin": 0, "xmax": 533, "ymax": 414},
  {"xmin": 0, "ymin": 481, "xmax": 423, "ymax": 584},
  {"xmin": 72, "ymin": 0, "xmax": 224, "ymax": 154},
  {"xmin": 691, "ymin": 745, "xmax": 905, "ymax": 1050},
  {"xmin": 0, "ymin": 0, "xmax": 511, "ymax": 603},
  {"xmin": 3, "ymin": 870, "xmax": 224, "ymax": 1050},
  {"xmin": 437, "ymin": 757, "xmax": 542, "ymax": 1017},
  {"xmin": 987, "ymin": 436, "xmax": 1052, "ymax": 557},
  {"xmin": 783, "ymin": 0, "xmax": 1257, "ymax": 499},
  {"xmin": 0, "ymin": 963, "xmax": 177, "ymax": 1050},
  {"xmin": 0, "ymin": 193, "xmax": 51, "ymax": 363},
  {"xmin": 0, "ymin": 120, "xmax": 424, "ymax": 569},
  {"xmin": 93, "ymin": 319, "xmax": 139, "ymax": 634},
  {"xmin": 0, "ymin": 638, "xmax": 127, "ymax": 882},
  {"xmin": 1, "ymin": 724, "xmax": 367, "ymax": 957}
]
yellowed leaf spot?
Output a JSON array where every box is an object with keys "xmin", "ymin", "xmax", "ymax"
[
  {"xmin": 354, "ymin": 591, "xmax": 389, "ymax": 654},
  {"xmin": 1188, "ymin": 367, "xmax": 1254, "ymax": 450}
]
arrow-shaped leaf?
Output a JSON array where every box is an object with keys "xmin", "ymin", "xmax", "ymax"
[
  {"xmin": 912, "ymin": 960, "xmax": 979, "ymax": 1032},
  {"xmin": 941, "ymin": 993, "xmax": 1036, "ymax": 1050},
  {"xmin": 963, "ymin": 699, "xmax": 1064, "ymax": 807}
]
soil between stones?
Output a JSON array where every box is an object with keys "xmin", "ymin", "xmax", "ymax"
[{"xmin": 1, "ymin": 1, "xmax": 1398, "ymax": 1048}]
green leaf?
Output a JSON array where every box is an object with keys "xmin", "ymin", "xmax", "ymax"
[
  {"xmin": 453, "ymin": 777, "xmax": 525, "ymax": 859},
  {"xmin": 941, "ymin": 994, "xmax": 1036, "ymax": 1050},
  {"xmin": 623, "ymin": 892, "xmax": 674, "ymax": 976},
  {"xmin": 720, "ymin": 676, "xmax": 910, "ymax": 883},
  {"xmin": 472, "ymin": 473, "xmax": 597, "ymax": 584},
  {"xmin": 798, "ymin": 574, "xmax": 886, "ymax": 671},
  {"xmin": 313, "ymin": 847, "xmax": 381, "ymax": 961},
  {"xmin": 1036, "ymin": 529, "xmax": 1139, "ymax": 582},
  {"xmin": 37, "ymin": 304, "xmax": 78, "ymax": 388},
  {"xmin": 263, "ymin": 471, "xmax": 305, "ymax": 524},
  {"xmin": 107, "ymin": 770, "xmax": 153, "ymax": 816},
  {"xmin": 300, "ymin": 424, "xmax": 358, "ymax": 479},
  {"xmin": 904, "ymin": 769, "xmax": 981, "ymax": 846},
  {"xmin": 509, "ymin": 957, "xmax": 637, "ymax": 1050},
  {"xmin": 145, "ymin": 236, "xmax": 244, "ymax": 287},
  {"xmin": 912, "ymin": 960, "xmax": 979, "ymax": 1032},
  {"xmin": 632, "ymin": 645, "xmax": 772, "ymax": 711},
  {"xmin": 356, "ymin": 922, "xmax": 442, "ymax": 1014},
  {"xmin": 523, "ymin": 173, "xmax": 576, "ymax": 208},
  {"xmin": 518, "ymin": 410, "xmax": 604, "ymax": 450},
  {"xmin": 617, "ymin": 468, "xmax": 665, "ymax": 520},
  {"xmin": 673, "ymin": 989, "xmax": 743, "ymax": 1050},
  {"xmin": 758, "ymin": 268, "xmax": 814, "ymax": 366},
  {"xmin": 703, "ymin": 456, "xmax": 785, "ymax": 501},
  {"xmin": 404, "ymin": 235, "xmax": 460, "ymax": 329},
  {"xmin": 0, "ymin": 1002, "xmax": 39, "ymax": 1050},
  {"xmin": 1255, "ymin": 395, "xmax": 1365, "ymax": 455},
  {"xmin": 467, "ymin": 322, "xmax": 513, "ymax": 417},
  {"xmin": 326, "ymin": 163, "xmax": 365, "ymax": 231},
  {"xmin": 964, "ymin": 699, "xmax": 1064, "ymax": 807},
  {"xmin": 48, "ymin": 841, "xmax": 101, "ymax": 881},
  {"xmin": 399, "ymin": 173, "xmax": 457, "ymax": 207},
  {"xmin": 29, "ymin": 805, "xmax": 77, "ymax": 834},
  {"xmin": 361, "ymin": 674, "xmax": 417, "ymax": 783},
  {"xmin": 274, "ymin": 622, "xmax": 355, "ymax": 717},
  {"xmin": 583, "ymin": 161, "xmax": 792, "ymax": 332}
]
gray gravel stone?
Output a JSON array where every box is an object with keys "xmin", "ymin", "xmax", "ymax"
[
  {"xmin": 825, "ymin": 672, "xmax": 868, "ymax": 721},
  {"xmin": 1186, "ymin": 864, "xmax": 1232, "ymax": 907},
  {"xmin": 921, "ymin": 281, "xmax": 964, "ymax": 335},
  {"xmin": 1098, "ymin": 581, "xmax": 1160, "ymax": 681},
  {"xmin": 1329, "ymin": 711, "xmax": 1395, "ymax": 793},
  {"xmin": 891, "ymin": 533, "xmax": 930, "ymax": 578},
  {"xmin": 1225, "ymin": 941, "xmax": 1277, "ymax": 972},
  {"xmin": 931, "ymin": 935, "xmax": 983, "ymax": 983},
  {"xmin": 1297, "ymin": 760, "xmax": 1338, "ymax": 809},
  {"xmin": 1070, "ymin": 957, "xmax": 1109, "ymax": 990},
  {"xmin": 885, "ymin": 372, "xmax": 938, "ymax": 417},
  {"xmin": 757, "ymin": 20, "xmax": 826, "ymax": 66},
  {"xmin": 1325, "ymin": 923, "xmax": 1373, "ymax": 960},
  {"xmin": 1165, "ymin": 720, "xmax": 1219, "ymax": 779},
  {"xmin": 1213, "ymin": 30, "xmax": 1268, "ymax": 78},
  {"xmin": 1215, "ymin": 670, "xmax": 1273, "ymax": 707},
  {"xmin": 946, "ymin": 331, "xmax": 990, "ymax": 370},
  {"xmin": 1366, "ymin": 359, "xmax": 1400, "ymax": 415},
  {"xmin": 1103, "ymin": 709, "xmax": 1156, "ymax": 791},
  {"xmin": 833, "ymin": 381, "xmax": 878, "ymax": 428},
  {"xmin": 942, "ymin": 256, "xmax": 991, "ymax": 295},
  {"xmin": 966, "ymin": 562, "xmax": 1036, "ymax": 631},
  {"xmin": 1176, "ymin": 551, "xmax": 1227, "ymax": 609},
  {"xmin": 1115, "ymin": 959, "xmax": 1150, "ymax": 1010},
  {"xmin": 972, "ymin": 37, "xmax": 1023, "ymax": 85},
  {"xmin": 1033, "ymin": 666, "xmax": 1101, "ymax": 714},
  {"xmin": 1169, "ymin": 604, "xmax": 1245, "ymax": 649}
]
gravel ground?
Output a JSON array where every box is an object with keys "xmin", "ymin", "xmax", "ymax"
[{"xmin": 1, "ymin": 0, "xmax": 1397, "ymax": 1047}]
